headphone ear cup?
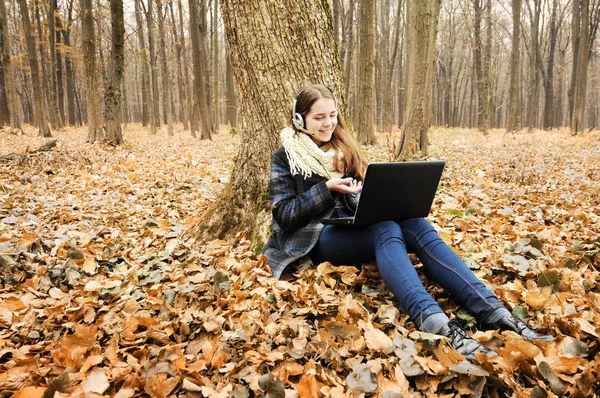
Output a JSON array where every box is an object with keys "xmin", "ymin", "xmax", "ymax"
[{"xmin": 293, "ymin": 113, "xmax": 304, "ymax": 130}]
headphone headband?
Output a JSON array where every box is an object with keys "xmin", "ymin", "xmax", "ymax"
[{"xmin": 291, "ymin": 85, "xmax": 337, "ymax": 135}]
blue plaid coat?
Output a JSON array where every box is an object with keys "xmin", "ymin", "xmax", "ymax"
[{"xmin": 262, "ymin": 147, "xmax": 358, "ymax": 279}]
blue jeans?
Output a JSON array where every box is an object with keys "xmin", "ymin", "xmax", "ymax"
[{"xmin": 310, "ymin": 219, "xmax": 504, "ymax": 328}]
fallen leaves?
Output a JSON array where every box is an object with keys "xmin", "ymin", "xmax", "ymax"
[{"xmin": 0, "ymin": 126, "xmax": 599, "ymax": 396}]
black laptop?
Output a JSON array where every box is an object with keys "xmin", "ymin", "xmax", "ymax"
[{"xmin": 321, "ymin": 161, "xmax": 446, "ymax": 226}]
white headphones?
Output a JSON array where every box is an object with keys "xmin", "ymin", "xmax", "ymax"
[{"xmin": 291, "ymin": 86, "xmax": 338, "ymax": 136}]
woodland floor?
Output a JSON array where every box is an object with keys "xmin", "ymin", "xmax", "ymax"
[{"xmin": 0, "ymin": 124, "xmax": 599, "ymax": 397}]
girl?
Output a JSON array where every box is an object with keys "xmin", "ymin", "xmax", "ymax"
[{"xmin": 262, "ymin": 84, "xmax": 552, "ymax": 360}]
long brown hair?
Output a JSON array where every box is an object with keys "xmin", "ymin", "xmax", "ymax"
[{"xmin": 292, "ymin": 84, "xmax": 367, "ymax": 180}]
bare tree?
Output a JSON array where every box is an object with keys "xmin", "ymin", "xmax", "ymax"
[
  {"xmin": 81, "ymin": 0, "xmax": 102, "ymax": 142},
  {"xmin": 18, "ymin": 0, "xmax": 51, "ymax": 137},
  {"xmin": 103, "ymin": 0, "xmax": 124, "ymax": 144},
  {"xmin": 356, "ymin": 0, "xmax": 376, "ymax": 144},
  {"xmin": 134, "ymin": 0, "xmax": 152, "ymax": 131},
  {"xmin": 185, "ymin": 0, "xmax": 345, "ymax": 246},
  {"xmin": 0, "ymin": 0, "xmax": 21, "ymax": 131},
  {"xmin": 395, "ymin": 0, "xmax": 440, "ymax": 159},
  {"xmin": 189, "ymin": 0, "xmax": 211, "ymax": 139},
  {"xmin": 506, "ymin": 0, "xmax": 521, "ymax": 132},
  {"xmin": 156, "ymin": 0, "xmax": 173, "ymax": 136}
]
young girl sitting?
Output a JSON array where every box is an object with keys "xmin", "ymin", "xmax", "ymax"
[{"xmin": 262, "ymin": 84, "xmax": 553, "ymax": 360}]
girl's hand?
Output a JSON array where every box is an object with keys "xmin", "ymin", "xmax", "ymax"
[{"xmin": 326, "ymin": 177, "xmax": 363, "ymax": 194}]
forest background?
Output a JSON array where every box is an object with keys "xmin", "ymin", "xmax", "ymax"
[{"xmin": 0, "ymin": 0, "xmax": 600, "ymax": 397}]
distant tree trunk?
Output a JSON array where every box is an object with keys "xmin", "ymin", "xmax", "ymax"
[
  {"xmin": 332, "ymin": 0, "xmax": 341, "ymax": 46},
  {"xmin": 395, "ymin": 0, "xmax": 440, "ymax": 159},
  {"xmin": 0, "ymin": 0, "xmax": 21, "ymax": 130},
  {"xmin": 177, "ymin": 0, "xmax": 193, "ymax": 134},
  {"xmin": 80, "ymin": 0, "xmax": 102, "ymax": 142},
  {"xmin": 156, "ymin": 0, "xmax": 173, "ymax": 136},
  {"xmin": 356, "ymin": 0, "xmax": 375, "ymax": 144},
  {"xmin": 483, "ymin": 0, "xmax": 491, "ymax": 130},
  {"xmin": 199, "ymin": 0, "xmax": 214, "ymax": 136},
  {"xmin": 225, "ymin": 51, "xmax": 238, "ymax": 128},
  {"xmin": 103, "ymin": 0, "xmax": 124, "ymax": 145},
  {"xmin": 134, "ymin": 0, "xmax": 152, "ymax": 130},
  {"xmin": 525, "ymin": 0, "xmax": 541, "ymax": 130},
  {"xmin": 146, "ymin": 0, "xmax": 161, "ymax": 131},
  {"xmin": 382, "ymin": 1, "xmax": 402, "ymax": 134},
  {"xmin": 544, "ymin": 0, "xmax": 558, "ymax": 129},
  {"xmin": 62, "ymin": 0, "xmax": 77, "ymax": 126},
  {"xmin": 473, "ymin": 0, "xmax": 486, "ymax": 132},
  {"xmin": 506, "ymin": 0, "xmax": 521, "ymax": 132},
  {"xmin": 572, "ymin": 0, "xmax": 590, "ymax": 133},
  {"xmin": 18, "ymin": 0, "xmax": 51, "ymax": 137},
  {"xmin": 212, "ymin": 0, "xmax": 220, "ymax": 128},
  {"xmin": 54, "ymin": 4, "xmax": 65, "ymax": 124},
  {"xmin": 48, "ymin": 0, "xmax": 63, "ymax": 129},
  {"xmin": 33, "ymin": 3, "xmax": 55, "ymax": 129},
  {"xmin": 342, "ymin": 0, "xmax": 355, "ymax": 100},
  {"xmin": 169, "ymin": 1, "xmax": 187, "ymax": 129},
  {"xmin": 184, "ymin": 0, "xmax": 345, "ymax": 246},
  {"xmin": 189, "ymin": 0, "xmax": 211, "ymax": 139}
]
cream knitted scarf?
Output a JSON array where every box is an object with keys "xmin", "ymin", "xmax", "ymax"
[{"xmin": 280, "ymin": 127, "xmax": 344, "ymax": 180}]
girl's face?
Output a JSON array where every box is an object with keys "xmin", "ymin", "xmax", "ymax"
[{"xmin": 304, "ymin": 98, "xmax": 338, "ymax": 147}]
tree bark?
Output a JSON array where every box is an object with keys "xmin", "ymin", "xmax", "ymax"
[
  {"xmin": 225, "ymin": 50, "xmax": 238, "ymax": 129},
  {"xmin": 103, "ymin": 0, "xmax": 124, "ymax": 145},
  {"xmin": 18, "ymin": 0, "xmax": 51, "ymax": 137},
  {"xmin": 473, "ymin": 0, "xmax": 486, "ymax": 132},
  {"xmin": 169, "ymin": 1, "xmax": 187, "ymax": 129},
  {"xmin": 156, "ymin": 0, "xmax": 173, "ymax": 136},
  {"xmin": 544, "ymin": 0, "xmax": 559, "ymax": 129},
  {"xmin": 80, "ymin": 0, "xmax": 102, "ymax": 142},
  {"xmin": 134, "ymin": 0, "xmax": 152, "ymax": 131},
  {"xmin": 395, "ymin": 0, "xmax": 440, "ymax": 159},
  {"xmin": 62, "ymin": 0, "xmax": 77, "ymax": 126},
  {"xmin": 212, "ymin": 0, "xmax": 220, "ymax": 128},
  {"xmin": 356, "ymin": 0, "xmax": 376, "ymax": 144},
  {"xmin": 48, "ymin": 0, "xmax": 63, "ymax": 129},
  {"xmin": 145, "ymin": 0, "xmax": 161, "ymax": 131},
  {"xmin": 189, "ymin": 0, "xmax": 211, "ymax": 139},
  {"xmin": 0, "ymin": 0, "xmax": 21, "ymax": 130},
  {"xmin": 177, "ymin": 0, "xmax": 193, "ymax": 134},
  {"xmin": 506, "ymin": 0, "xmax": 521, "ymax": 132},
  {"xmin": 184, "ymin": 0, "xmax": 345, "ymax": 247},
  {"xmin": 572, "ymin": 0, "xmax": 590, "ymax": 133}
]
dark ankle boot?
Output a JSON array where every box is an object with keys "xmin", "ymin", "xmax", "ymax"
[
  {"xmin": 482, "ymin": 314, "xmax": 554, "ymax": 342},
  {"xmin": 439, "ymin": 320, "xmax": 498, "ymax": 361}
]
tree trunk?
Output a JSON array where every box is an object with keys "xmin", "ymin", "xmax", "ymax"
[
  {"xmin": 572, "ymin": 0, "xmax": 590, "ymax": 133},
  {"xmin": 356, "ymin": 0, "xmax": 376, "ymax": 144},
  {"xmin": 483, "ymin": 0, "xmax": 491, "ymax": 130},
  {"xmin": 506, "ymin": 0, "xmax": 521, "ymax": 132},
  {"xmin": 473, "ymin": 0, "xmax": 486, "ymax": 132},
  {"xmin": 177, "ymin": 0, "xmax": 193, "ymax": 134},
  {"xmin": 0, "ymin": 0, "xmax": 21, "ymax": 130},
  {"xmin": 199, "ymin": 0, "xmax": 214, "ymax": 137},
  {"xmin": 62, "ymin": 0, "xmax": 77, "ymax": 126},
  {"xmin": 525, "ymin": 0, "xmax": 541, "ymax": 130},
  {"xmin": 134, "ymin": 0, "xmax": 152, "ymax": 131},
  {"xmin": 103, "ymin": 0, "xmax": 124, "ymax": 145},
  {"xmin": 169, "ymin": 1, "xmax": 187, "ymax": 129},
  {"xmin": 184, "ymin": 0, "xmax": 345, "ymax": 247},
  {"xmin": 54, "ymin": 4, "xmax": 65, "ymax": 124},
  {"xmin": 212, "ymin": 0, "xmax": 220, "ymax": 128},
  {"xmin": 189, "ymin": 0, "xmax": 211, "ymax": 139},
  {"xmin": 544, "ymin": 0, "xmax": 558, "ymax": 129},
  {"xmin": 343, "ymin": 0, "xmax": 355, "ymax": 101},
  {"xmin": 395, "ymin": 0, "xmax": 440, "ymax": 159},
  {"xmin": 18, "ymin": 0, "xmax": 51, "ymax": 137},
  {"xmin": 146, "ymin": 0, "xmax": 161, "ymax": 131},
  {"xmin": 382, "ymin": 1, "xmax": 402, "ymax": 134},
  {"xmin": 156, "ymin": 0, "xmax": 173, "ymax": 136},
  {"xmin": 225, "ymin": 50, "xmax": 238, "ymax": 129},
  {"xmin": 48, "ymin": 0, "xmax": 63, "ymax": 129},
  {"xmin": 80, "ymin": 0, "xmax": 102, "ymax": 142}
]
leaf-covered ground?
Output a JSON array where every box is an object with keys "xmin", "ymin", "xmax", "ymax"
[{"xmin": 0, "ymin": 125, "xmax": 599, "ymax": 397}]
